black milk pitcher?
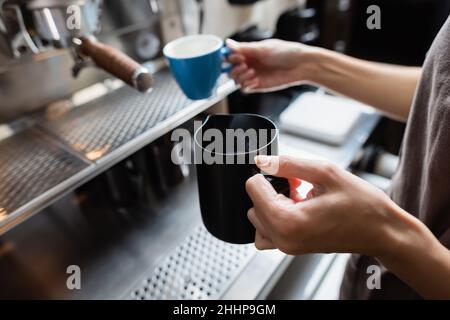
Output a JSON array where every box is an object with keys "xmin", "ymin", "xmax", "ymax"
[{"xmin": 194, "ymin": 113, "xmax": 290, "ymax": 244}]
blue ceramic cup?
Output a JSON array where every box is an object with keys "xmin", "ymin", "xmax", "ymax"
[{"xmin": 163, "ymin": 35, "xmax": 231, "ymax": 100}]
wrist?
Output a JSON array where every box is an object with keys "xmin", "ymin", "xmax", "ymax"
[
  {"xmin": 299, "ymin": 46, "xmax": 334, "ymax": 84},
  {"xmin": 376, "ymin": 200, "xmax": 432, "ymax": 268},
  {"xmin": 374, "ymin": 201, "xmax": 450, "ymax": 298}
]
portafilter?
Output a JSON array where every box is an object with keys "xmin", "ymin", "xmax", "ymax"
[{"xmin": 25, "ymin": 0, "xmax": 153, "ymax": 92}]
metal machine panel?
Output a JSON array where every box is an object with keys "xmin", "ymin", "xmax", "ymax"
[{"xmin": 0, "ymin": 129, "xmax": 90, "ymax": 224}]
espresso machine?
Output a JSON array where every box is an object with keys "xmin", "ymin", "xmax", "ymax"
[
  {"xmin": 0, "ymin": 0, "xmax": 382, "ymax": 300},
  {"xmin": 0, "ymin": 0, "xmax": 159, "ymax": 122}
]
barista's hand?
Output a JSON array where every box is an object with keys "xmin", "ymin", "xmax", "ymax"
[
  {"xmin": 226, "ymin": 39, "xmax": 317, "ymax": 93},
  {"xmin": 245, "ymin": 155, "xmax": 418, "ymax": 258}
]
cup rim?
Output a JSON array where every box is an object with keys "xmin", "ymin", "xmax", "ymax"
[
  {"xmin": 163, "ymin": 34, "xmax": 224, "ymax": 60},
  {"xmin": 194, "ymin": 113, "xmax": 279, "ymax": 156}
]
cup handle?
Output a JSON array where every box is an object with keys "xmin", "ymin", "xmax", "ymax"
[{"xmin": 220, "ymin": 46, "xmax": 233, "ymax": 73}]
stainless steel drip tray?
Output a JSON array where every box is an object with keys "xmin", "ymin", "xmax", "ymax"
[
  {"xmin": 40, "ymin": 69, "xmax": 233, "ymax": 164},
  {"xmin": 0, "ymin": 68, "xmax": 237, "ymax": 235},
  {"xmin": 0, "ymin": 129, "xmax": 92, "ymax": 234},
  {"xmin": 40, "ymin": 70, "xmax": 188, "ymax": 162},
  {"xmin": 128, "ymin": 226, "xmax": 257, "ymax": 300}
]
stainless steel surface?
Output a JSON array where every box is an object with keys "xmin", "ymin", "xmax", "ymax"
[
  {"xmin": 0, "ymin": 128, "xmax": 91, "ymax": 233},
  {"xmin": 0, "ymin": 165, "xmax": 256, "ymax": 299},
  {"xmin": 0, "ymin": 50, "xmax": 107, "ymax": 122},
  {"xmin": 41, "ymin": 69, "xmax": 230, "ymax": 163},
  {"xmin": 0, "ymin": 71, "xmax": 237, "ymax": 236},
  {"xmin": 29, "ymin": 0, "xmax": 101, "ymax": 48},
  {"xmin": 268, "ymin": 253, "xmax": 339, "ymax": 299},
  {"xmin": 0, "ymin": 145, "xmax": 351, "ymax": 301},
  {"xmin": 0, "ymin": 0, "xmax": 165, "ymax": 121},
  {"xmin": 0, "ymin": 155, "xmax": 339, "ymax": 300},
  {"xmin": 0, "ymin": 168, "xmax": 203, "ymax": 299},
  {"xmin": 0, "ymin": 1, "xmax": 40, "ymax": 59},
  {"xmin": 129, "ymin": 226, "xmax": 256, "ymax": 300},
  {"xmin": 25, "ymin": 0, "xmax": 86, "ymax": 8},
  {"xmin": 222, "ymin": 249, "xmax": 292, "ymax": 300},
  {"xmin": 99, "ymin": 0, "xmax": 159, "ymax": 34}
]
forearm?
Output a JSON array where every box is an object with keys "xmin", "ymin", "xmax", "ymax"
[
  {"xmin": 303, "ymin": 48, "xmax": 422, "ymax": 122},
  {"xmin": 378, "ymin": 203, "xmax": 450, "ymax": 299}
]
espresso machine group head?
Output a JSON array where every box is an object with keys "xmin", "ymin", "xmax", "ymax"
[{"xmin": 0, "ymin": 0, "xmax": 153, "ymax": 92}]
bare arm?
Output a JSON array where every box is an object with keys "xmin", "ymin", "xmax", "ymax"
[
  {"xmin": 227, "ymin": 39, "xmax": 422, "ymax": 122},
  {"xmin": 307, "ymin": 49, "xmax": 422, "ymax": 121}
]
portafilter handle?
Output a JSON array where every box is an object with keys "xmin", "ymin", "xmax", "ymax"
[{"xmin": 77, "ymin": 36, "xmax": 153, "ymax": 93}]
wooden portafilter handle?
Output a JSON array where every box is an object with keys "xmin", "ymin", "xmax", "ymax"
[{"xmin": 79, "ymin": 37, "xmax": 153, "ymax": 92}]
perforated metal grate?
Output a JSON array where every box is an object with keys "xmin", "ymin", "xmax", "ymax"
[
  {"xmin": 130, "ymin": 226, "xmax": 256, "ymax": 300},
  {"xmin": 42, "ymin": 70, "xmax": 229, "ymax": 162},
  {"xmin": 0, "ymin": 129, "xmax": 89, "ymax": 217}
]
